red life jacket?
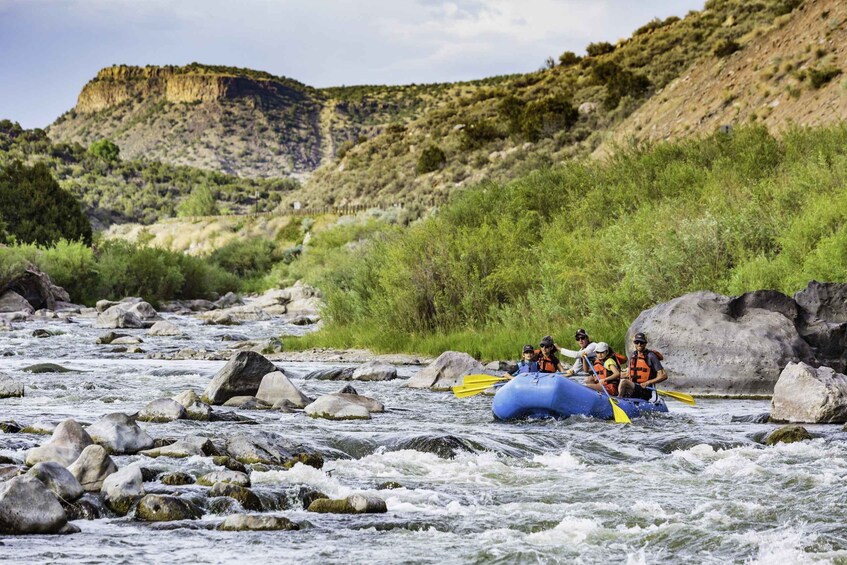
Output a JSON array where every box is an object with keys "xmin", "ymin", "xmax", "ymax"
[
  {"xmin": 537, "ymin": 351, "xmax": 560, "ymax": 373},
  {"xmin": 629, "ymin": 350, "xmax": 663, "ymax": 385},
  {"xmin": 593, "ymin": 356, "xmax": 620, "ymax": 396}
]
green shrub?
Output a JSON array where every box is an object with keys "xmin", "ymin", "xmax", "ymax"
[
  {"xmin": 88, "ymin": 139, "xmax": 120, "ymax": 163},
  {"xmin": 208, "ymin": 237, "xmax": 278, "ymax": 278},
  {"xmin": 416, "ymin": 145, "xmax": 446, "ymax": 174},
  {"xmin": 713, "ymin": 39, "xmax": 741, "ymax": 58},
  {"xmin": 177, "ymin": 185, "xmax": 219, "ymax": 217},
  {"xmin": 459, "ymin": 119, "xmax": 502, "ymax": 150},
  {"xmin": 94, "ymin": 240, "xmax": 185, "ymax": 304},
  {"xmin": 38, "ymin": 240, "xmax": 98, "ymax": 303},
  {"xmin": 586, "ymin": 41, "xmax": 615, "ymax": 57},
  {"xmin": 808, "ymin": 66, "xmax": 842, "ymax": 89},
  {"xmin": 558, "ymin": 51, "xmax": 581, "ymax": 67}
]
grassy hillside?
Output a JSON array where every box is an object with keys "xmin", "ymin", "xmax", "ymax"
[
  {"xmin": 300, "ymin": 0, "xmax": 804, "ymax": 209},
  {"xmin": 0, "ymin": 120, "xmax": 296, "ymax": 226},
  {"xmin": 289, "ymin": 124, "xmax": 847, "ymax": 359}
]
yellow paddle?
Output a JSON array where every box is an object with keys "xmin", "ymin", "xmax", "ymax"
[
  {"xmin": 452, "ymin": 382, "xmax": 504, "ymax": 398},
  {"xmin": 461, "ymin": 374, "xmax": 511, "ymax": 386},
  {"xmin": 656, "ymin": 389, "xmax": 696, "ymax": 405}
]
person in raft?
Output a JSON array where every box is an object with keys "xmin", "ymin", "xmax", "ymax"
[
  {"xmin": 511, "ymin": 344, "xmax": 539, "ymax": 375},
  {"xmin": 562, "ymin": 328, "xmax": 597, "ymax": 379},
  {"xmin": 537, "ymin": 335, "xmax": 566, "ymax": 373},
  {"xmin": 619, "ymin": 332, "xmax": 667, "ymax": 401},
  {"xmin": 584, "ymin": 342, "xmax": 622, "ymax": 395}
]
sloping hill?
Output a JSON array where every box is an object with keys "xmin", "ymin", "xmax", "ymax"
[
  {"xmin": 604, "ymin": 0, "xmax": 845, "ymax": 150},
  {"xmin": 47, "ymin": 64, "xmax": 491, "ymax": 179}
]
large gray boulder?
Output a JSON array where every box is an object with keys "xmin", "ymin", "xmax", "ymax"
[
  {"xmin": 0, "ymin": 373, "xmax": 24, "ymax": 398},
  {"xmin": 67, "ymin": 445, "xmax": 118, "ymax": 491},
  {"xmin": 0, "ymin": 290, "xmax": 34, "ymax": 314},
  {"xmin": 627, "ymin": 291, "xmax": 814, "ymax": 395},
  {"xmin": 101, "ymin": 465, "xmax": 144, "ymax": 515},
  {"xmin": 137, "ymin": 399, "xmax": 187, "ymax": 423},
  {"xmin": 147, "ymin": 320, "xmax": 182, "ymax": 336},
  {"xmin": 0, "ymin": 475, "xmax": 69, "ymax": 534},
  {"xmin": 27, "ymin": 462, "xmax": 84, "ymax": 502},
  {"xmin": 353, "ymin": 361, "xmax": 398, "ymax": 381},
  {"xmin": 202, "ymin": 351, "xmax": 278, "ymax": 405},
  {"xmin": 225, "ymin": 431, "xmax": 323, "ymax": 468},
  {"xmin": 25, "ymin": 419, "xmax": 94, "ymax": 467},
  {"xmin": 208, "ymin": 483, "xmax": 262, "ymax": 511},
  {"xmin": 307, "ymin": 494, "xmax": 387, "ymax": 514},
  {"xmin": 93, "ymin": 305, "xmax": 144, "ymax": 329},
  {"xmin": 256, "ymin": 371, "xmax": 312, "ymax": 408},
  {"xmin": 85, "ymin": 413, "xmax": 154, "ymax": 454},
  {"xmin": 139, "ymin": 435, "xmax": 215, "ymax": 459},
  {"xmin": 305, "ymin": 393, "xmax": 384, "ymax": 420},
  {"xmin": 0, "ymin": 265, "xmax": 69, "ymax": 312},
  {"xmin": 304, "ymin": 367, "xmax": 356, "ymax": 381},
  {"xmin": 406, "ymin": 351, "xmax": 485, "ymax": 390},
  {"xmin": 771, "ymin": 362, "xmax": 847, "ymax": 423}
]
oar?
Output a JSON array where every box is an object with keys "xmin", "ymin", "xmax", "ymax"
[
  {"xmin": 461, "ymin": 374, "xmax": 510, "ymax": 386},
  {"xmin": 587, "ymin": 356, "xmax": 631, "ymax": 424},
  {"xmin": 655, "ymin": 389, "xmax": 695, "ymax": 405},
  {"xmin": 452, "ymin": 382, "xmax": 505, "ymax": 398}
]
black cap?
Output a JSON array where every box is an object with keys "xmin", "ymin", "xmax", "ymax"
[
  {"xmin": 523, "ymin": 344, "xmax": 535, "ymax": 353},
  {"xmin": 575, "ymin": 328, "xmax": 588, "ymax": 339},
  {"xmin": 540, "ymin": 335, "xmax": 554, "ymax": 347},
  {"xmin": 633, "ymin": 332, "xmax": 647, "ymax": 343}
]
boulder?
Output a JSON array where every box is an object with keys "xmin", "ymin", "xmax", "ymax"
[
  {"xmin": 304, "ymin": 367, "xmax": 356, "ymax": 381},
  {"xmin": 406, "ymin": 351, "xmax": 485, "ymax": 390},
  {"xmin": 96, "ymin": 331, "xmax": 128, "ymax": 344},
  {"xmin": 101, "ymin": 465, "xmax": 144, "ymax": 515},
  {"xmin": 211, "ymin": 456, "xmax": 247, "ymax": 473},
  {"xmin": 27, "ymin": 462, "xmax": 84, "ymax": 502},
  {"xmin": 627, "ymin": 291, "xmax": 814, "ymax": 395},
  {"xmin": 225, "ymin": 431, "xmax": 323, "ymax": 468},
  {"xmin": 764, "ymin": 425, "xmax": 813, "ymax": 446},
  {"xmin": 285, "ymin": 297, "xmax": 322, "ymax": 318},
  {"xmin": 222, "ymin": 396, "xmax": 271, "ymax": 410},
  {"xmin": 22, "ymin": 363, "xmax": 78, "ymax": 373},
  {"xmin": 304, "ymin": 392, "xmax": 384, "ymax": 421},
  {"xmin": 794, "ymin": 281, "xmax": 847, "ymax": 323},
  {"xmin": 110, "ymin": 336, "xmax": 143, "ymax": 345},
  {"xmin": 202, "ymin": 351, "xmax": 278, "ymax": 405},
  {"xmin": 0, "ymin": 265, "xmax": 69, "ymax": 312},
  {"xmin": 201, "ymin": 311, "xmax": 240, "ymax": 326},
  {"xmin": 139, "ymin": 435, "xmax": 216, "ymax": 459},
  {"xmin": 147, "ymin": 320, "xmax": 182, "ymax": 336},
  {"xmin": 0, "ymin": 290, "xmax": 34, "ymax": 314},
  {"xmin": 256, "ymin": 371, "xmax": 312, "ymax": 408},
  {"xmin": 95, "ymin": 299, "xmax": 121, "ymax": 313},
  {"xmin": 0, "ymin": 464, "xmax": 23, "ymax": 481},
  {"xmin": 85, "ymin": 413, "xmax": 154, "ymax": 454},
  {"xmin": 172, "ymin": 390, "xmax": 212, "ymax": 421},
  {"xmin": 352, "ymin": 361, "xmax": 398, "ymax": 381},
  {"xmin": 251, "ymin": 288, "xmax": 292, "ymax": 310},
  {"xmin": 485, "ymin": 360, "xmax": 518, "ymax": 374},
  {"xmin": 771, "ymin": 362, "xmax": 847, "ymax": 423},
  {"xmin": 200, "ymin": 305, "xmax": 270, "ymax": 324},
  {"xmin": 307, "ymin": 494, "xmax": 387, "ymax": 514},
  {"xmin": 218, "ymin": 514, "xmax": 300, "ymax": 531},
  {"xmin": 137, "ymin": 399, "xmax": 188, "ymax": 423},
  {"xmin": 125, "ymin": 301, "xmax": 161, "ymax": 322},
  {"xmin": 161, "ymin": 472, "xmax": 195, "ymax": 486},
  {"xmin": 0, "ymin": 373, "xmax": 24, "ymax": 398},
  {"xmin": 215, "ymin": 292, "xmax": 244, "ymax": 309},
  {"xmin": 93, "ymin": 305, "xmax": 144, "ymax": 329},
  {"xmin": 393, "ymin": 434, "xmax": 477, "ymax": 459},
  {"xmin": 67, "ymin": 445, "xmax": 117, "ymax": 491},
  {"xmin": 207, "ymin": 483, "xmax": 262, "ymax": 511},
  {"xmin": 25, "ymin": 419, "xmax": 94, "ymax": 467},
  {"xmin": 0, "ymin": 475, "xmax": 69, "ymax": 534},
  {"xmin": 196, "ymin": 470, "xmax": 250, "ymax": 487},
  {"xmin": 136, "ymin": 494, "xmax": 203, "ymax": 521}
]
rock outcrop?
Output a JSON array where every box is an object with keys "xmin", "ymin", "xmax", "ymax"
[
  {"xmin": 627, "ymin": 283, "xmax": 847, "ymax": 395},
  {"xmin": 406, "ymin": 351, "xmax": 485, "ymax": 390},
  {"xmin": 0, "ymin": 265, "xmax": 70, "ymax": 313},
  {"xmin": 202, "ymin": 351, "xmax": 278, "ymax": 405},
  {"xmin": 771, "ymin": 362, "xmax": 847, "ymax": 423}
]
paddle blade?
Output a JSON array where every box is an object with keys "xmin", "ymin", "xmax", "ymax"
[
  {"xmin": 462, "ymin": 374, "xmax": 510, "ymax": 386},
  {"xmin": 609, "ymin": 398, "xmax": 632, "ymax": 424},
  {"xmin": 452, "ymin": 383, "xmax": 500, "ymax": 398},
  {"xmin": 657, "ymin": 389, "xmax": 696, "ymax": 405}
]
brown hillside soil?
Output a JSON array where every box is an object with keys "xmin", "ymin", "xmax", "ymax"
[{"xmin": 604, "ymin": 0, "xmax": 847, "ymax": 150}]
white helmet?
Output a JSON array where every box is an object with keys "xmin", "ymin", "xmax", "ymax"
[{"xmin": 595, "ymin": 342, "xmax": 609, "ymax": 353}]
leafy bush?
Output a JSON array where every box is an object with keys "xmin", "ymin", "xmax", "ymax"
[
  {"xmin": 0, "ymin": 161, "xmax": 92, "ymax": 245},
  {"xmin": 592, "ymin": 62, "xmax": 651, "ymax": 110},
  {"xmin": 558, "ymin": 51, "xmax": 581, "ymax": 67},
  {"xmin": 208, "ymin": 237, "xmax": 278, "ymax": 279},
  {"xmin": 586, "ymin": 41, "xmax": 615, "ymax": 57},
  {"xmin": 459, "ymin": 120, "xmax": 502, "ymax": 150},
  {"xmin": 88, "ymin": 139, "xmax": 120, "ymax": 163},
  {"xmin": 177, "ymin": 185, "xmax": 220, "ymax": 217},
  {"xmin": 416, "ymin": 145, "xmax": 446, "ymax": 174}
]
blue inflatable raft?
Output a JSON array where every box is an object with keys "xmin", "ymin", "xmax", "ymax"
[{"xmin": 491, "ymin": 372, "xmax": 669, "ymax": 421}]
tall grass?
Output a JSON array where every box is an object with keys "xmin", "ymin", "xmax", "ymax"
[{"xmin": 293, "ymin": 125, "xmax": 847, "ymax": 359}]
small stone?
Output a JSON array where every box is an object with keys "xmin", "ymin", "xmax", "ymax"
[
  {"xmin": 136, "ymin": 494, "xmax": 203, "ymax": 521},
  {"xmin": 764, "ymin": 425, "xmax": 813, "ymax": 446},
  {"xmin": 307, "ymin": 494, "xmax": 387, "ymax": 514},
  {"xmin": 208, "ymin": 483, "xmax": 262, "ymax": 511},
  {"xmin": 218, "ymin": 514, "xmax": 299, "ymax": 531},
  {"xmin": 211, "ymin": 456, "xmax": 247, "ymax": 473},
  {"xmin": 160, "ymin": 472, "xmax": 195, "ymax": 486},
  {"xmin": 197, "ymin": 470, "xmax": 250, "ymax": 487},
  {"xmin": 137, "ymin": 399, "xmax": 187, "ymax": 423}
]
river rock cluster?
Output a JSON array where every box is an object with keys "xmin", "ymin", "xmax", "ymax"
[{"xmin": 0, "ymin": 349, "xmax": 398, "ymax": 535}]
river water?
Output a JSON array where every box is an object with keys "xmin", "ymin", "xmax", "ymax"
[{"xmin": 1, "ymin": 313, "xmax": 846, "ymax": 564}]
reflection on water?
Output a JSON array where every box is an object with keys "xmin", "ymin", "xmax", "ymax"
[{"xmin": 1, "ymin": 315, "xmax": 846, "ymax": 564}]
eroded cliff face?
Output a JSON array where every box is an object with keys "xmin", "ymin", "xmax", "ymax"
[{"xmin": 75, "ymin": 66, "xmax": 304, "ymax": 112}]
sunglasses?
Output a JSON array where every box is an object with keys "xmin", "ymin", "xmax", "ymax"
[
  {"xmin": 634, "ymin": 340, "xmax": 646, "ymax": 345},
  {"xmin": 576, "ymin": 336, "xmax": 588, "ymax": 341}
]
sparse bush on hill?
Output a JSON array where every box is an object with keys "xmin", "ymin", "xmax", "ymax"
[
  {"xmin": 459, "ymin": 119, "xmax": 502, "ymax": 150},
  {"xmin": 807, "ymin": 66, "xmax": 842, "ymax": 89},
  {"xmin": 416, "ymin": 145, "xmax": 446, "ymax": 175},
  {"xmin": 177, "ymin": 185, "xmax": 220, "ymax": 217},
  {"xmin": 558, "ymin": 51, "xmax": 581, "ymax": 67},
  {"xmin": 592, "ymin": 62, "xmax": 651, "ymax": 110},
  {"xmin": 586, "ymin": 41, "xmax": 615, "ymax": 57},
  {"xmin": 712, "ymin": 38, "xmax": 741, "ymax": 58},
  {"xmin": 88, "ymin": 139, "xmax": 120, "ymax": 163}
]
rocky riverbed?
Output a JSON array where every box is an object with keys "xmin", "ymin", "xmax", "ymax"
[{"xmin": 2, "ymin": 283, "xmax": 847, "ymax": 563}]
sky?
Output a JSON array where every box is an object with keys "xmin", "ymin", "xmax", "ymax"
[{"xmin": 0, "ymin": 0, "xmax": 705, "ymax": 129}]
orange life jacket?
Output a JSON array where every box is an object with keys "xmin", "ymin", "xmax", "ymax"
[
  {"xmin": 593, "ymin": 356, "xmax": 620, "ymax": 396},
  {"xmin": 628, "ymin": 350, "xmax": 663, "ymax": 385},
  {"xmin": 537, "ymin": 351, "xmax": 560, "ymax": 373}
]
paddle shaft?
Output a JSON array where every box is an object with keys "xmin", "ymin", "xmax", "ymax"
[{"xmin": 586, "ymin": 354, "xmax": 631, "ymax": 424}]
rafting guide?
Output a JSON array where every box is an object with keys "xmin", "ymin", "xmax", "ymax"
[{"xmin": 619, "ymin": 332, "xmax": 668, "ymax": 401}]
